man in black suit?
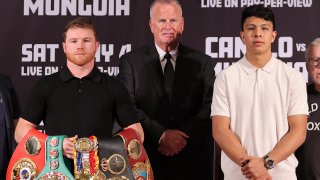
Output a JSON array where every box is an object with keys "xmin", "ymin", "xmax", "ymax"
[
  {"xmin": 0, "ymin": 74, "xmax": 20, "ymax": 179},
  {"xmin": 118, "ymin": 0, "xmax": 215, "ymax": 179}
]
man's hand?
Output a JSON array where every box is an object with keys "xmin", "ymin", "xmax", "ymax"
[
  {"xmin": 63, "ymin": 135, "xmax": 78, "ymax": 159},
  {"xmin": 241, "ymin": 156, "xmax": 272, "ymax": 179},
  {"xmin": 158, "ymin": 129, "xmax": 189, "ymax": 156},
  {"xmin": 248, "ymin": 171, "xmax": 272, "ymax": 180}
]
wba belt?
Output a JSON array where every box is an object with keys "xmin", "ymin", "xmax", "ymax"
[
  {"xmin": 36, "ymin": 135, "xmax": 74, "ymax": 179},
  {"xmin": 6, "ymin": 128, "xmax": 47, "ymax": 180}
]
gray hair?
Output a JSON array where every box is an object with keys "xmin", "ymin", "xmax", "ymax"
[
  {"xmin": 305, "ymin": 37, "xmax": 320, "ymax": 60},
  {"xmin": 149, "ymin": 0, "xmax": 183, "ymax": 19}
]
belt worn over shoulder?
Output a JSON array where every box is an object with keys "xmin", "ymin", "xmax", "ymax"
[
  {"xmin": 6, "ymin": 128, "xmax": 47, "ymax": 180},
  {"xmin": 36, "ymin": 135, "xmax": 74, "ymax": 179}
]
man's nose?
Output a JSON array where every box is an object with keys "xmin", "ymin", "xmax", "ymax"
[
  {"xmin": 164, "ymin": 21, "xmax": 172, "ymax": 29},
  {"xmin": 254, "ymin": 29, "xmax": 262, "ymax": 38},
  {"xmin": 77, "ymin": 41, "xmax": 84, "ymax": 48}
]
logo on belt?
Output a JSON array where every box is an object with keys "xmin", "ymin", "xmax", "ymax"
[
  {"xmin": 128, "ymin": 139, "xmax": 142, "ymax": 160},
  {"xmin": 24, "ymin": 136, "xmax": 41, "ymax": 156},
  {"xmin": 7, "ymin": 129, "xmax": 48, "ymax": 180},
  {"xmin": 74, "ymin": 136, "xmax": 106, "ymax": 180},
  {"xmin": 38, "ymin": 172, "xmax": 70, "ymax": 180},
  {"xmin": 132, "ymin": 161, "xmax": 151, "ymax": 180},
  {"xmin": 100, "ymin": 154, "xmax": 126, "ymax": 175},
  {"xmin": 10, "ymin": 158, "xmax": 37, "ymax": 180},
  {"xmin": 75, "ymin": 137, "xmax": 94, "ymax": 153}
]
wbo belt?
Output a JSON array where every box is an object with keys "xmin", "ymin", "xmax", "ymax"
[
  {"xmin": 36, "ymin": 135, "xmax": 74, "ymax": 179},
  {"xmin": 99, "ymin": 128, "xmax": 153, "ymax": 180},
  {"xmin": 6, "ymin": 128, "xmax": 47, "ymax": 180}
]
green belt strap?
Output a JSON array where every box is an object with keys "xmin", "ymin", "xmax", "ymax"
[{"xmin": 36, "ymin": 135, "xmax": 74, "ymax": 180}]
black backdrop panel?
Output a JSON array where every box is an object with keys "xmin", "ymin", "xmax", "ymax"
[{"xmin": 0, "ymin": 0, "xmax": 319, "ymax": 108}]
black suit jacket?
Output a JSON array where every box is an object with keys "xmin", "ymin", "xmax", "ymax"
[
  {"xmin": 0, "ymin": 74, "xmax": 20, "ymax": 178},
  {"xmin": 118, "ymin": 44, "xmax": 215, "ymax": 180}
]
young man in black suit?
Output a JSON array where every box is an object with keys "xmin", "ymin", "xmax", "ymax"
[{"xmin": 118, "ymin": 0, "xmax": 215, "ymax": 179}]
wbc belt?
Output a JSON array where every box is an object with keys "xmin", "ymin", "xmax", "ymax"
[
  {"xmin": 117, "ymin": 128, "xmax": 153, "ymax": 180},
  {"xmin": 6, "ymin": 128, "xmax": 47, "ymax": 180},
  {"xmin": 36, "ymin": 136, "xmax": 74, "ymax": 179},
  {"xmin": 73, "ymin": 136, "xmax": 106, "ymax": 179}
]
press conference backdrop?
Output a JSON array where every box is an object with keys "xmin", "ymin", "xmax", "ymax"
[{"xmin": 0, "ymin": 0, "xmax": 318, "ymax": 109}]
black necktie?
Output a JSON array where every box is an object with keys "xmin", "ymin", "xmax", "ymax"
[{"xmin": 164, "ymin": 53, "xmax": 174, "ymax": 101}]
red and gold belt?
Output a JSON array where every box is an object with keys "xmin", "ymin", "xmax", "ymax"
[{"xmin": 6, "ymin": 128, "xmax": 47, "ymax": 180}]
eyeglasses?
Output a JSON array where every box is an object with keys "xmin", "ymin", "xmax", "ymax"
[{"xmin": 308, "ymin": 58, "xmax": 320, "ymax": 66}]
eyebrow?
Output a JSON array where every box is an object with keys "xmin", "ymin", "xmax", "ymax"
[
  {"xmin": 68, "ymin": 37, "xmax": 92, "ymax": 40},
  {"xmin": 246, "ymin": 23, "xmax": 271, "ymax": 27}
]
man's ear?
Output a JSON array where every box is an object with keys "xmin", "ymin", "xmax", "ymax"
[
  {"xmin": 271, "ymin": 31, "xmax": 277, "ymax": 43},
  {"xmin": 62, "ymin": 42, "xmax": 66, "ymax": 53},
  {"xmin": 240, "ymin": 31, "xmax": 245, "ymax": 44}
]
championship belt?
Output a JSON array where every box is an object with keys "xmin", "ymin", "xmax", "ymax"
[
  {"xmin": 74, "ymin": 136, "xmax": 106, "ymax": 179},
  {"xmin": 6, "ymin": 128, "xmax": 47, "ymax": 180},
  {"xmin": 98, "ymin": 137, "xmax": 135, "ymax": 180},
  {"xmin": 36, "ymin": 135, "xmax": 74, "ymax": 179},
  {"xmin": 117, "ymin": 129, "xmax": 153, "ymax": 180}
]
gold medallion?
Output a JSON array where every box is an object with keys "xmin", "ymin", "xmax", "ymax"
[
  {"xmin": 108, "ymin": 154, "xmax": 126, "ymax": 175},
  {"xmin": 127, "ymin": 139, "xmax": 142, "ymax": 160},
  {"xmin": 75, "ymin": 138, "xmax": 93, "ymax": 153},
  {"xmin": 24, "ymin": 136, "xmax": 41, "ymax": 156},
  {"xmin": 11, "ymin": 158, "xmax": 37, "ymax": 180}
]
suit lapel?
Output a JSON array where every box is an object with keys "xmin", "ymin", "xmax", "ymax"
[
  {"xmin": 171, "ymin": 45, "xmax": 191, "ymax": 107},
  {"xmin": 145, "ymin": 45, "xmax": 166, "ymax": 99}
]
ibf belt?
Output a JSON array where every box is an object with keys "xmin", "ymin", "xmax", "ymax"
[
  {"xmin": 6, "ymin": 128, "xmax": 47, "ymax": 180},
  {"xmin": 98, "ymin": 137, "xmax": 134, "ymax": 180},
  {"xmin": 117, "ymin": 128, "xmax": 153, "ymax": 180},
  {"xmin": 74, "ymin": 136, "xmax": 106, "ymax": 179},
  {"xmin": 36, "ymin": 136, "xmax": 74, "ymax": 180}
]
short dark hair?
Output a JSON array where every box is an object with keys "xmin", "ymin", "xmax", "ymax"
[
  {"xmin": 241, "ymin": 5, "xmax": 276, "ymax": 31},
  {"xmin": 150, "ymin": 0, "xmax": 182, "ymax": 19},
  {"xmin": 62, "ymin": 17, "xmax": 98, "ymax": 42}
]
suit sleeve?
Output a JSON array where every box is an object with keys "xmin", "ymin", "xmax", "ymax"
[
  {"xmin": 118, "ymin": 56, "xmax": 165, "ymax": 145},
  {"xmin": 6, "ymin": 76, "xmax": 21, "ymax": 119},
  {"xmin": 177, "ymin": 56, "xmax": 215, "ymax": 142}
]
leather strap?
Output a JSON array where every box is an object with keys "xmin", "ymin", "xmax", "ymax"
[
  {"xmin": 98, "ymin": 137, "xmax": 134, "ymax": 180},
  {"xmin": 6, "ymin": 128, "xmax": 47, "ymax": 180},
  {"xmin": 36, "ymin": 135, "xmax": 74, "ymax": 179},
  {"xmin": 117, "ymin": 128, "xmax": 154, "ymax": 180}
]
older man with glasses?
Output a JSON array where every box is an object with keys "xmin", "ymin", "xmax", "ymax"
[{"xmin": 296, "ymin": 37, "xmax": 320, "ymax": 180}]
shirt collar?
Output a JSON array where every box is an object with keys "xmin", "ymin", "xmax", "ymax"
[
  {"xmin": 239, "ymin": 56, "xmax": 276, "ymax": 75},
  {"xmin": 155, "ymin": 43, "xmax": 178, "ymax": 61},
  {"xmin": 60, "ymin": 65, "xmax": 102, "ymax": 83}
]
